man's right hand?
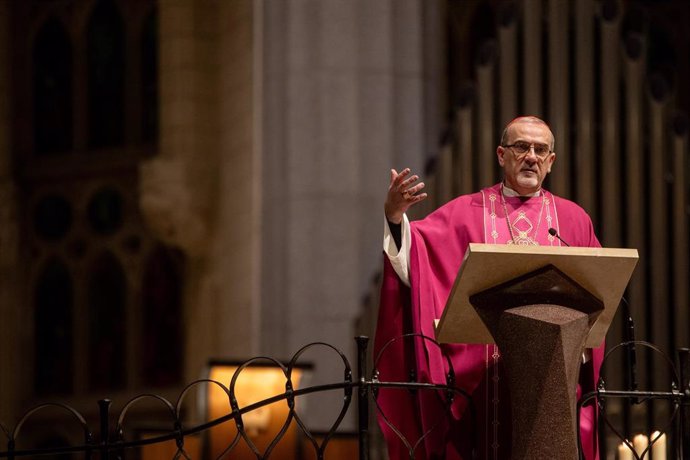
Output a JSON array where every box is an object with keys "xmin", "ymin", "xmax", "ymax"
[{"xmin": 384, "ymin": 168, "xmax": 427, "ymax": 224}]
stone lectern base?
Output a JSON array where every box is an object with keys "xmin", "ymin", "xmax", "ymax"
[
  {"xmin": 470, "ymin": 265, "xmax": 604, "ymax": 460},
  {"xmin": 497, "ymin": 305, "xmax": 589, "ymax": 460}
]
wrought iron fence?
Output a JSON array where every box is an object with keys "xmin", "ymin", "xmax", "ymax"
[
  {"xmin": 1, "ymin": 336, "xmax": 688, "ymax": 459},
  {"xmin": 579, "ymin": 341, "xmax": 690, "ymax": 460}
]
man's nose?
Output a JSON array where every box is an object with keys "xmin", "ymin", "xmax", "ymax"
[{"xmin": 524, "ymin": 147, "xmax": 538, "ymax": 162}]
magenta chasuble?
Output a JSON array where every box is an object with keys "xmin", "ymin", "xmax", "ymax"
[{"xmin": 375, "ymin": 183, "xmax": 604, "ymax": 460}]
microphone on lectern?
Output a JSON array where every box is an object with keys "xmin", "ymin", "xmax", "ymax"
[
  {"xmin": 546, "ymin": 227, "xmax": 640, "ymax": 398},
  {"xmin": 620, "ymin": 297, "xmax": 640, "ymax": 399},
  {"xmin": 548, "ymin": 228, "xmax": 570, "ymax": 247}
]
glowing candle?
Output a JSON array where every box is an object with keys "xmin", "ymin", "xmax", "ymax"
[
  {"xmin": 633, "ymin": 434, "xmax": 649, "ymax": 459},
  {"xmin": 618, "ymin": 440, "xmax": 633, "ymax": 460},
  {"xmin": 650, "ymin": 431, "xmax": 666, "ymax": 460}
]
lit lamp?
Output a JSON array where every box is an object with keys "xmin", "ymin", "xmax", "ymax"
[{"xmin": 205, "ymin": 360, "xmax": 309, "ymax": 460}]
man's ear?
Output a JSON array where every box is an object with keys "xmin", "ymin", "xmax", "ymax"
[
  {"xmin": 497, "ymin": 146, "xmax": 505, "ymax": 166},
  {"xmin": 546, "ymin": 152, "xmax": 556, "ymax": 173}
]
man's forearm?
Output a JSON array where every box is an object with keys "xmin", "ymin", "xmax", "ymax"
[
  {"xmin": 382, "ymin": 214, "xmax": 411, "ymax": 286},
  {"xmin": 387, "ymin": 219, "xmax": 402, "ymax": 250}
]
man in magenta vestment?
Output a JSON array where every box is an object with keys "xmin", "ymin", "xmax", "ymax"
[{"xmin": 375, "ymin": 116, "xmax": 603, "ymax": 459}]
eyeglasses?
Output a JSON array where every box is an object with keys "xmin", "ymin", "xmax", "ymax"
[{"xmin": 502, "ymin": 141, "xmax": 552, "ymax": 159}]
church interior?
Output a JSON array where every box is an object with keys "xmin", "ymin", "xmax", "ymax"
[{"xmin": 0, "ymin": 0, "xmax": 689, "ymax": 458}]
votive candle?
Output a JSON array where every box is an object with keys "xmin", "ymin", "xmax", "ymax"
[
  {"xmin": 633, "ymin": 434, "xmax": 649, "ymax": 459},
  {"xmin": 618, "ymin": 440, "xmax": 633, "ymax": 460},
  {"xmin": 650, "ymin": 431, "xmax": 666, "ymax": 460}
]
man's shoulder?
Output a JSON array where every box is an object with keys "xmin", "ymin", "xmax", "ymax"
[
  {"xmin": 550, "ymin": 192, "xmax": 583, "ymax": 208},
  {"xmin": 451, "ymin": 189, "xmax": 485, "ymax": 206},
  {"xmin": 549, "ymin": 192, "xmax": 591, "ymax": 218},
  {"xmin": 435, "ymin": 190, "xmax": 485, "ymax": 215},
  {"xmin": 413, "ymin": 190, "xmax": 483, "ymax": 227}
]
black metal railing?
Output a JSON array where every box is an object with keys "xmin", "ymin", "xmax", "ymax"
[
  {"xmin": 578, "ymin": 341, "xmax": 690, "ymax": 460},
  {"xmin": 1, "ymin": 336, "xmax": 689, "ymax": 459}
]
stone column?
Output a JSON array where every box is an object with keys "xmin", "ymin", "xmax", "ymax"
[
  {"xmin": 259, "ymin": 0, "xmax": 437, "ymax": 431},
  {"xmin": 140, "ymin": 0, "xmax": 260, "ymax": 389}
]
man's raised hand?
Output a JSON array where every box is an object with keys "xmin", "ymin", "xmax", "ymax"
[{"xmin": 384, "ymin": 168, "xmax": 427, "ymax": 224}]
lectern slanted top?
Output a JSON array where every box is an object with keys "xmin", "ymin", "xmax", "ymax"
[{"xmin": 435, "ymin": 243, "xmax": 639, "ymax": 348}]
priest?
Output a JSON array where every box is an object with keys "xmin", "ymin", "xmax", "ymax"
[{"xmin": 375, "ymin": 116, "xmax": 603, "ymax": 459}]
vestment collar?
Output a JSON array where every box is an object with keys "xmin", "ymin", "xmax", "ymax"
[{"xmin": 501, "ymin": 182, "xmax": 541, "ymax": 198}]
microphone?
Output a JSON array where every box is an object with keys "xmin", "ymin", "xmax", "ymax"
[
  {"xmin": 546, "ymin": 227, "xmax": 640, "ymax": 399},
  {"xmin": 548, "ymin": 227, "xmax": 570, "ymax": 247},
  {"xmin": 620, "ymin": 297, "xmax": 639, "ymax": 400}
]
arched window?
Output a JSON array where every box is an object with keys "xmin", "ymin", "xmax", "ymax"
[
  {"xmin": 141, "ymin": 9, "xmax": 158, "ymax": 143},
  {"xmin": 33, "ymin": 17, "xmax": 73, "ymax": 155},
  {"xmin": 34, "ymin": 259, "xmax": 73, "ymax": 395},
  {"xmin": 86, "ymin": 0, "xmax": 125, "ymax": 149},
  {"xmin": 19, "ymin": 0, "xmax": 175, "ymax": 408},
  {"xmin": 141, "ymin": 246, "xmax": 183, "ymax": 386},
  {"xmin": 88, "ymin": 251, "xmax": 127, "ymax": 391}
]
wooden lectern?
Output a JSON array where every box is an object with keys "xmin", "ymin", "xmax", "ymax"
[{"xmin": 435, "ymin": 243, "xmax": 638, "ymax": 460}]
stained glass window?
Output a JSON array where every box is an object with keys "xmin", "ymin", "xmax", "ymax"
[
  {"xmin": 88, "ymin": 251, "xmax": 126, "ymax": 391},
  {"xmin": 34, "ymin": 259, "xmax": 73, "ymax": 395},
  {"xmin": 142, "ymin": 246, "xmax": 183, "ymax": 386},
  {"xmin": 86, "ymin": 0, "xmax": 125, "ymax": 149},
  {"xmin": 33, "ymin": 17, "xmax": 73, "ymax": 155}
]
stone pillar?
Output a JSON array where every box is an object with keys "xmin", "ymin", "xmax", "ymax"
[
  {"xmin": 283, "ymin": 1, "xmax": 363, "ymax": 430},
  {"xmin": 260, "ymin": 0, "xmax": 437, "ymax": 431},
  {"xmin": 214, "ymin": 0, "xmax": 261, "ymax": 358},
  {"xmin": 140, "ymin": 0, "xmax": 260, "ymax": 389}
]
